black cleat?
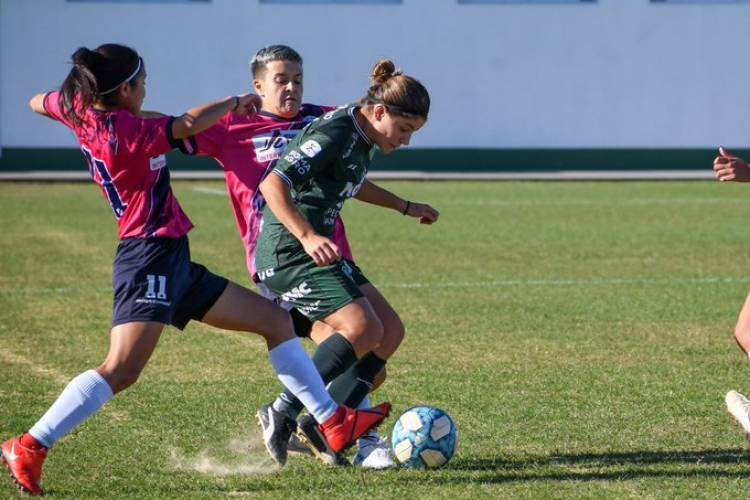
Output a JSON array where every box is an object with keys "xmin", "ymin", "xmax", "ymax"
[
  {"xmin": 295, "ymin": 414, "xmax": 351, "ymax": 467},
  {"xmin": 287, "ymin": 431, "xmax": 313, "ymax": 457},
  {"xmin": 256, "ymin": 405, "xmax": 297, "ymax": 466}
]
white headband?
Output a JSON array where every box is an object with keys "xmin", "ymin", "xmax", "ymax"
[{"xmin": 98, "ymin": 58, "xmax": 142, "ymax": 96}]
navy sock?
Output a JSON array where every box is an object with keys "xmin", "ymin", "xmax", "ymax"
[{"xmin": 327, "ymin": 352, "xmax": 387, "ymax": 408}]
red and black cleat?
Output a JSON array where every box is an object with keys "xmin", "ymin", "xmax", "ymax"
[
  {"xmin": 296, "ymin": 403, "xmax": 391, "ymax": 466},
  {"xmin": 1, "ymin": 436, "xmax": 47, "ymax": 496}
]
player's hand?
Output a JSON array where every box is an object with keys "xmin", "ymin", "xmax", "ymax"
[
  {"xmin": 301, "ymin": 234, "xmax": 342, "ymax": 267},
  {"xmin": 714, "ymin": 146, "xmax": 750, "ymax": 182},
  {"xmin": 232, "ymin": 94, "xmax": 261, "ymax": 117},
  {"xmin": 405, "ymin": 201, "xmax": 440, "ymax": 225}
]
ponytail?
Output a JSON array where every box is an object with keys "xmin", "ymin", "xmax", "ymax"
[{"xmin": 59, "ymin": 44, "xmax": 142, "ymax": 126}]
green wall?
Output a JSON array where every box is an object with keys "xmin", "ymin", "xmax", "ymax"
[{"xmin": 0, "ymin": 147, "xmax": 736, "ymax": 172}]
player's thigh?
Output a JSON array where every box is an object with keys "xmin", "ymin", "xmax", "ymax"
[{"xmin": 201, "ymin": 281, "xmax": 294, "ymax": 346}]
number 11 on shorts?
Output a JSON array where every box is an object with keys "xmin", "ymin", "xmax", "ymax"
[{"xmin": 145, "ymin": 274, "xmax": 167, "ymax": 300}]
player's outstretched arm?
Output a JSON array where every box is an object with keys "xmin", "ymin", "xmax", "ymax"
[
  {"xmin": 29, "ymin": 93, "xmax": 51, "ymax": 117},
  {"xmin": 171, "ymin": 93, "xmax": 260, "ymax": 139},
  {"xmin": 259, "ymin": 173, "xmax": 341, "ymax": 266},
  {"xmin": 714, "ymin": 146, "xmax": 750, "ymax": 182},
  {"xmin": 355, "ymin": 179, "xmax": 440, "ymax": 224}
]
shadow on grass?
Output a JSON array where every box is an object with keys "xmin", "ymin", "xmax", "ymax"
[
  {"xmin": 454, "ymin": 448, "xmax": 750, "ymax": 470},
  {"xmin": 400, "ymin": 448, "xmax": 750, "ymax": 484}
]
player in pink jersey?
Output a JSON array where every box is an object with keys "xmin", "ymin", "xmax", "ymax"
[
  {"xmin": 181, "ymin": 45, "xmax": 436, "ymax": 468},
  {"xmin": 0, "ymin": 43, "xmax": 390, "ymax": 496}
]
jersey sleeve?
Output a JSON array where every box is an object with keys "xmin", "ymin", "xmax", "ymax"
[
  {"xmin": 174, "ymin": 118, "xmax": 228, "ymax": 160},
  {"xmin": 271, "ymin": 129, "xmax": 341, "ymax": 189},
  {"xmin": 42, "ymin": 91, "xmax": 74, "ymax": 128},
  {"xmin": 118, "ymin": 113, "xmax": 180, "ymax": 159}
]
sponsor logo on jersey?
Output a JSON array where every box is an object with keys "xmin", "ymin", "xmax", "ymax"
[
  {"xmin": 149, "ymin": 154, "xmax": 167, "ymax": 171},
  {"xmin": 300, "ymin": 140, "xmax": 322, "ymax": 158},
  {"xmin": 283, "ymin": 150, "xmax": 312, "ymax": 175},
  {"xmin": 338, "ymin": 177, "xmax": 366, "ymax": 199},
  {"xmin": 253, "ymin": 130, "xmax": 300, "ymax": 163},
  {"xmin": 295, "ymin": 159, "xmax": 312, "ymax": 175},
  {"xmin": 284, "ymin": 150, "xmax": 303, "ymax": 164}
]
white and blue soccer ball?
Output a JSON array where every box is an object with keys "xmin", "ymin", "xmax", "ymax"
[{"xmin": 391, "ymin": 406, "xmax": 457, "ymax": 469}]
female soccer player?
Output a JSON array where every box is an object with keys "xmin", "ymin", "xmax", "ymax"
[
  {"xmin": 178, "ymin": 45, "xmax": 436, "ymax": 468},
  {"xmin": 0, "ymin": 43, "xmax": 388, "ymax": 496},
  {"xmin": 255, "ymin": 58, "xmax": 438, "ymax": 465},
  {"xmin": 713, "ymin": 147, "xmax": 750, "ymax": 437}
]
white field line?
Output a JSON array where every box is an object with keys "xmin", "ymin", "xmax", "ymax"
[
  {"xmin": 443, "ymin": 198, "xmax": 750, "ymax": 207},
  {"xmin": 378, "ymin": 276, "xmax": 750, "ymax": 290},
  {"xmin": 192, "ymin": 186, "xmax": 227, "ymax": 196},
  {"xmin": 191, "ymin": 186, "xmax": 749, "ymax": 207}
]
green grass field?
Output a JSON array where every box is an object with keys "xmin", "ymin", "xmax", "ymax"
[{"xmin": 3, "ymin": 180, "xmax": 750, "ymax": 499}]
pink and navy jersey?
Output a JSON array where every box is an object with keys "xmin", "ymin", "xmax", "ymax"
[
  {"xmin": 180, "ymin": 105, "xmax": 355, "ymax": 278},
  {"xmin": 44, "ymin": 91, "xmax": 193, "ymax": 240}
]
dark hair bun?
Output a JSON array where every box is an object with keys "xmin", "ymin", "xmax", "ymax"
[
  {"xmin": 72, "ymin": 47, "xmax": 103, "ymax": 68},
  {"xmin": 371, "ymin": 59, "xmax": 402, "ymax": 85}
]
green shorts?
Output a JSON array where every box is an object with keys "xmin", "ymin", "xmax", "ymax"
[{"xmin": 258, "ymin": 255, "xmax": 367, "ymax": 322}]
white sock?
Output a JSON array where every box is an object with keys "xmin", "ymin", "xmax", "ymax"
[
  {"xmin": 268, "ymin": 338, "xmax": 338, "ymax": 424},
  {"xmin": 28, "ymin": 370, "xmax": 113, "ymax": 448}
]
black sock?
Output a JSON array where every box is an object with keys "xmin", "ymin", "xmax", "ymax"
[
  {"xmin": 274, "ymin": 333, "xmax": 357, "ymax": 418},
  {"xmin": 327, "ymin": 352, "xmax": 387, "ymax": 408}
]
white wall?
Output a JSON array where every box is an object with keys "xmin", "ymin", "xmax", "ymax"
[{"xmin": 2, "ymin": 0, "xmax": 750, "ymax": 149}]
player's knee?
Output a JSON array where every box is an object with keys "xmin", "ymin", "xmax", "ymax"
[
  {"xmin": 735, "ymin": 322, "xmax": 750, "ymax": 353},
  {"xmin": 98, "ymin": 364, "xmax": 144, "ymax": 394},
  {"xmin": 364, "ymin": 317, "xmax": 385, "ymax": 351},
  {"xmin": 383, "ymin": 315, "xmax": 405, "ymax": 349},
  {"xmin": 264, "ymin": 313, "xmax": 295, "ymax": 345},
  {"xmin": 347, "ymin": 316, "xmax": 384, "ymax": 353}
]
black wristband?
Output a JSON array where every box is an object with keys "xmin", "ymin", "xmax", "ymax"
[
  {"xmin": 232, "ymin": 96, "xmax": 240, "ymax": 111},
  {"xmin": 402, "ymin": 200, "xmax": 411, "ymax": 216}
]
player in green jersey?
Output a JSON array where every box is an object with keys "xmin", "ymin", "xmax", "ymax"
[{"xmin": 255, "ymin": 59, "xmax": 438, "ymax": 465}]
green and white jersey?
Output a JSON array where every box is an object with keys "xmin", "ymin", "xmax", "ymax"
[{"xmin": 256, "ymin": 105, "xmax": 375, "ymax": 268}]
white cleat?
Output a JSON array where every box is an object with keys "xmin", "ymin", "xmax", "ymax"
[
  {"xmin": 725, "ymin": 390, "xmax": 750, "ymax": 439},
  {"xmin": 353, "ymin": 434, "xmax": 396, "ymax": 470}
]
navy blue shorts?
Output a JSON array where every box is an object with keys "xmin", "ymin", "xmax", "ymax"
[{"xmin": 112, "ymin": 235, "xmax": 228, "ymax": 330}]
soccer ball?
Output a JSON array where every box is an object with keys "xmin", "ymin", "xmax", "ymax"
[{"xmin": 391, "ymin": 406, "xmax": 457, "ymax": 469}]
